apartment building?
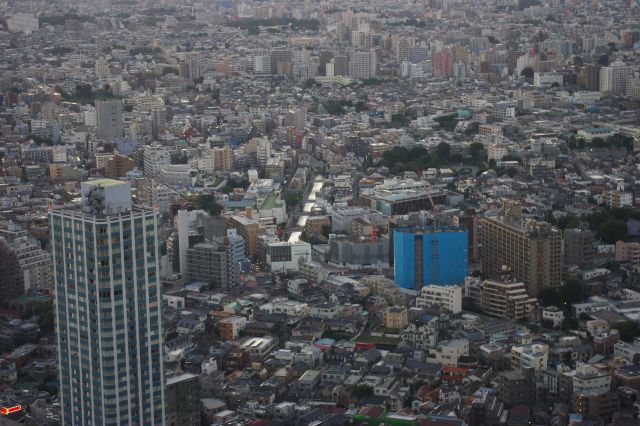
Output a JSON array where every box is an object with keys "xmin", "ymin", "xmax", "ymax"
[{"xmin": 480, "ymin": 202, "xmax": 563, "ymax": 296}]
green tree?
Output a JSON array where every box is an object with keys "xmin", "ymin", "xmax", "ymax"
[
  {"xmin": 436, "ymin": 142, "xmax": 451, "ymax": 159},
  {"xmin": 616, "ymin": 321, "xmax": 640, "ymax": 342},
  {"xmin": 285, "ymin": 193, "xmax": 301, "ymax": 209},
  {"xmin": 520, "ymin": 67, "xmax": 534, "ymax": 79},
  {"xmin": 37, "ymin": 303, "xmax": 55, "ymax": 335},
  {"xmin": 596, "ymin": 218, "xmax": 627, "ymax": 244},
  {"xmin": 355, "ymin": 385, "xmax": 374, "ymax": 398},
  {"xmin": 591, "ymin": 137, "xmax": 606, "ymax": 148}
]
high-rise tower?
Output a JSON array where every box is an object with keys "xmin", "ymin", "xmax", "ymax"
[{"xmin": 50, "ymin": 179, "xmax": 165, "ymax": 425}]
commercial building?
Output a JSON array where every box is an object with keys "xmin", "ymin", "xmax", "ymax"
[
  {"xmin": 416, "ymin": 285, "xmax": 462, "ymax": 314},
  {"xmin": 50, "ymin": 179, "xmax": 164, "ymax": 425},
  {"xmin": 393, "ymin": 226, "xmax": 468, "ymax": 289},
  {"xmin": 359, "ymin": 188, "xmax": 445, "ymax": 216},
  {"xmin": 265, "ymin": 241, "xmax": 311, "ymax": 272},
  {"xmin": 165, "ymin": 373, "xmax": 200, "ymax": 426},
  {"xmin": 96, "ymin": 99, "xmax": 124, "ymax": 140},
  {"xmin": 480, "ymin": 202, "xmax": 563, "ymax": 296}
]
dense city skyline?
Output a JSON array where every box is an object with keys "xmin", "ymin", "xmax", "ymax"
[{"xmin": 0, "ymin": 0, "xmax": 640, "ymax": 424}]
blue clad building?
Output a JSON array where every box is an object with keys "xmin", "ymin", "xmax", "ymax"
[{"xmin": 394, "ymin": 226, "xmax": 468, "ymax": 289}]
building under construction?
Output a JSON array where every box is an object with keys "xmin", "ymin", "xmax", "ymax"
[{"xmin": 393, "ymin": 226, "xmax": 469, "ymax": 290}]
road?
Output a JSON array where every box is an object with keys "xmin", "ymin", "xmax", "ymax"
[{"xmin": 288, "ymin": 175, "xmax": 324, "ymax": 243}]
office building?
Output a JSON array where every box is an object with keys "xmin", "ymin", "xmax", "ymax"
[
  {"xmin": 480, "ymin": 202, "xmax": 563, "ymax": 296},
  {"xmin": 265, "ymin": 241, "xmax": 311, "ymax": 272},
  {"xmin": 50, "ymin": 179, "xmax": 164, "ymax": 425},
  {"xmin": 393, "ymin": 226, "xmax": 468, "ymax": 290},
  {"xmin": 96, "ymin": 100, "xmax": 124, "ymax": 140},
  {"xmin": 165, "ymin": 373, "xmax": 200, "ymax": 426},
  {"xmin": 185, "ymin": 239, "xmax": 240, "ymax": 288},
  {"xmin": 564, "ymin": 226, "xmax": 594, "ymax": 269}
]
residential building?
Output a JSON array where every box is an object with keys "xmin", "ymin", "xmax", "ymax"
[
  {"xmin": 383, "ymin": 306, "xmax": 408, "ymax": 329},
  {"xmin": 348, "ymin": 50, "xmax": 377, "ymax": 79},
  {"xmin": 466, "ymin": 278, "xmax": 537, "ymax": 321},
  {"xmin": 218, "ymin": 316, "xmax": 247, "ymax": 341},
  {"xmin": 185, "ymin": 239, "xmax": 240, "ymax": 288},
  {"xmin": 602, "ymin": 190, "xmax": 633, "ymax": 208},
  {"xmin": 0, "ymin": 236, "xmax": 52, "ymax": 293},
  {"xmin": 511, "ymin": 343, "xmax": 549, "ymax": 372},
  {"xmin": 416, "ymin": 285, "xmax": 462, "ymax": 314},
  {"xmin": 616, "ymin": 241, "xmax": 640, "ymax": 264},
  {"xmin": 480, "ymin": 202, "xmax": 563, "ymax": 296},
  {"xmin": 564, "ymin": 227, "xmax": 595, "ymax": 268},
  {"xmin": 96, "ymin": 99, "xmax": 124, "ymax": 139},
  {"xmin": 106, "ymin": 154, "xmax": 135, "ymax": 179},
  {"xmin": 7, "ymin": 13, "xmax": 39, "ymax": 32},
  {"xmin": 434, "ymin": 339, "xmax": 469, "ymax": 366},
  {"xmin": 600, "ymin": 61, "xmax": 632, "ymax": 95},
  {"xmin": 50, "ymin": 179, "xmax": 164, "ymax": 425}
]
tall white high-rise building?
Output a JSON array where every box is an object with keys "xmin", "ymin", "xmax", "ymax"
[
  {"xmin": 600, "ymin": 61, "xmax": 632, "ymax": 96},
  {"xmin": 50, "ymin": 179, "xmax": 165, "ymax": 425},
  {"xmin": 143, "ymin": 144, "xmax": 172, "ymax": 179},
  {"xmin": 348, "ymin": 49, "xmax": 377, "ymax": 79}
]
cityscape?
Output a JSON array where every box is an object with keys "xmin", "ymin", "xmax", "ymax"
[{"xmin": 0, "ymin": 0, "xmax": 640, "ymax": 425}]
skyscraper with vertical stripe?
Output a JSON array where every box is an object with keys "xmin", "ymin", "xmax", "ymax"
[{"xmin": 50, "ymin": 179, "xmax": 165, "ymax": 425}]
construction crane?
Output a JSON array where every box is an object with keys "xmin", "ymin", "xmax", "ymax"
[{"xmin": 425, "ymin": 188, "xmax": 439, "ymax": 287}]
